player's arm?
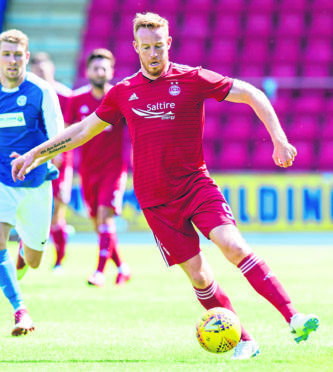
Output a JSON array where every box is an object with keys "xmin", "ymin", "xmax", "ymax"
[
  {"xmin": 11, "ymin": 113, "xmax": 109, "ymax": 182},
  {"xmin": 225, "ymin": 79, "xmax": 297, "ymax": 168}
]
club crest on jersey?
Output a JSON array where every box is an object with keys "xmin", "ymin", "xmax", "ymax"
[
  {"xmin": 169, "ymin": 82, "xmax": 180, "ymax": 96},
  {"xmin": 79, "ymin": 105, "xmax": 89, "ymax": 114},
  {"xmin": 16, "ymin": 95, "xmax": 27, "ymax": 106}
]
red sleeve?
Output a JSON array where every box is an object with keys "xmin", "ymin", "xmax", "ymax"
[
  {"xmin": 95, "ymin": 85, "xmax": 124, "ymax": 126},
  {"xmin": 197, "ymin": 67, "xmax": 233, "ymax": 101},
  {"xmin": 64, "ymin": 96, "xmax": 76, "ymax": 125},
  {"xmin": 57, "ymin": 93, "xmax": 70, "ymax": 115}
]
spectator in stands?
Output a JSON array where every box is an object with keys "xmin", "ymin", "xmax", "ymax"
[{"xmin": 11, "ymin": 13, "xmax": 319, "ymax": 357}]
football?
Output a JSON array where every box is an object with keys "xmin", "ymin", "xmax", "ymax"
[{"xmin": 196, "ymin": 307, "xmax": 241, "ymax": 353}]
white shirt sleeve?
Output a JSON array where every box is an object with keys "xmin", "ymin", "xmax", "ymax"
[{"xmin": 41, "ymin": 85, "xmax": 65, "ymax": 139}]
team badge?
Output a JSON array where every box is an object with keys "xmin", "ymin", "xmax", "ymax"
[
  {"xmin": 80, "ymin": 105, "xmax": 89, "ymax": 114},
  {"xmin": 169, "ymin": 82, "xmax": 181, "ymax": 96},
  {"xmin": 17, "ymin": 95, "xmax": 27, "ymax": 106}
]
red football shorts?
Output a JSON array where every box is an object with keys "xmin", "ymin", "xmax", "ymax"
[
  {"xmin": 81, "ymin": 169, "xmax": 127, "ymax": 218},
  {"xmin": 143, "ymin": 177, "xmax": 236, "ymax": 267},
  {"xmin": 52, "ymin": 164, "xmax": 73, "ymax": 204},
  {"xmin": 52, "ymin": 152, "xmax": 74, "ymax": 204}
]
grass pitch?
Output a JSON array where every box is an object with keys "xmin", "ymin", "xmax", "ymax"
[{"xmin": 1, "ymin": 234, "xmax": 332, "ymax": 372}]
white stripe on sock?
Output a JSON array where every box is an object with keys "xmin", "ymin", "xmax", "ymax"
[
  {"xmin": 194, "ymin": 281, "xmax": 217, "ymax": 300},
  {"xmin": 239, "ymin": 256, "xmax": 259, "ymax": 271},
  {"xmin": 240, "ymin": 256, "xmax": 262, "ymax": 274}
]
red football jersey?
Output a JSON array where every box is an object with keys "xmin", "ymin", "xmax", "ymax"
[
  {"xmin": 54, "ymin": 81, "xmax": 73, "ymax": 168},
  {"xmin": 65, "ymin": 85, "xmax": 125, "ymax": 177},
  {"xmin": 54, "ymin": 81, "xmax": 72, "ymax": 114},
  {"xmin": 96, "ymin": 63, "xmax": 233, "ymax": 208}
]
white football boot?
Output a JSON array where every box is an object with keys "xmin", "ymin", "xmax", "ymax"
[
  {"xmin": 87, "ymin": 271, "xmax": 105, "ymax": 287},
  {"xmin": 12, "ymin": 309, "xmax": 35, "ymax": 336},
  {"xmin": 289, "ymin": 313, "xmax": 319, "ymax": 343},
  {"xmin": 231, "ymin": 340, "xmax": 260, "ymax": 360}
]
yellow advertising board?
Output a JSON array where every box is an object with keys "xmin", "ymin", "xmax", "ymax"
[{"xmin": 122, "ymin": 173, "xmax": 333, "ymax": 232}]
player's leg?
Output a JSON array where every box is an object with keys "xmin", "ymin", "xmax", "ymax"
[
  {"xmin": 88, "ymin": 205, "xmax": 130, "ymax": 287},
  {"xmin": 50, "ymin": 163, "xmax": 73, "ymax": 271},
  {"xmin": 50, "ymin": 197, "xmax": 68, "ymax": 270},
  {"xmin": 87, "ymin": 208, "xmax": 112, "ymax": 287},
  {"xmin": 16, "ymin": 235, "xmax": 43, "ymax": 277},
  {"xmin": 16, "ymin": 181, "xmax": 53, "ymax": 278},
  {"xmin": 99, "ymin": 206, "xmax": 130, "ymax": 286},
  {"xmin": 143, "ymin": 204, "xmax": 258, "ymax": 359},
  {"xmin": 179, "ymin": 252, "xmax": 254, "ymax": 344},
  {"xmin": 210, "ymin": 224, "xmax": 319, "ymax": 342},
  {"xmin": 0, "ymin": 183, "xmax": 35, "ymax": 335},
  {"xmin": 0, "ymin": 223, "xmax": 34, "ymax": 336},
  {"xmin": 88, "ymin": 171, "xmax": 130, "ymax": 287},
  {"xmin": 181, "ymin": 254, "xmax": 260, "ymax": 360},
  {"xmin": 189, "ymin": 180, "xmax": 319, "ymax": 344},
  {"xmin": 81, "ymin": 178, "xmax": 108, "ymax": 287}
]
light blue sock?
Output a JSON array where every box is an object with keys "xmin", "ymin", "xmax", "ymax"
[{"xmin": 0, "ymin": 249, "xmax": 25, "ymax": 312}]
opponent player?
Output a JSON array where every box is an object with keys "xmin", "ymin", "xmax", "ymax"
[
  {"xmin": 65, "ymin": 49, "xmax": 130, "ymax": 287},
  {"xmin": 11, "ymin": 13, "xmax": 319, "ymax": 357},
  {"xmin": 26, "ymin": 52, "xmax": 73, "ymax": 272},
  {"xmin": 0, "ymin": 29, "xmax": 64, "ymax": 335}
]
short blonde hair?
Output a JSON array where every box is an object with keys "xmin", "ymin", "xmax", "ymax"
[
  {"xmin": 133, "ymin": 12, "xmax": 169, "ymax": 38},
  {"xmin": 0, "ymin": 29, "xmax": 29, "ymax": 51}
]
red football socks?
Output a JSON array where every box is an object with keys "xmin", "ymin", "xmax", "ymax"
[
  {"xmin": 194, "ymin": 281, "xmax": 252, "ymax": 341},
  {"xmin": 238, "ymin": 253, "xmax": 296, "ymax": 323},
  {"xmin": 108, "ymin": 232, "xmax": 122, "ymax": 267},
  {"xmin": 97, "ymin": 232, "xmax": 111, "ymax": 273},
  {"xmin": 51, "ymin": 224, "xmax": 67, "ymax": 266}
]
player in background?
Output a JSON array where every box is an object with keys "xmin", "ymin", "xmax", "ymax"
[
  {"xmin": 65, "ymin": 49, "xmax": 130, "ymax": 287},
  {"xmin": 25, "ymin": 52, "xmax": 73, "ymax": 272},
  {"xmin": 11, "ymin": 13, "xmax": 319, "ymax": 357},
  {"xmin": 0, "ymin": 29, "xmax": 64, "ymax": 335}
]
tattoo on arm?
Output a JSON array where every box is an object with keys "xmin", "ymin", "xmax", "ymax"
[{"xmin": 40, "ymin": 138, "xmax": 72, "ymax": 155}]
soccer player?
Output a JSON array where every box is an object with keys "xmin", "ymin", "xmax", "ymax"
[
  {"xmin": 28, "ymin": 52, "xmax": 73, "ymax": 272},
  {"xmin": 0, "ymin": 29, "xmax": 64, "ymax": 335},
  {"xmin": 11, "ymin": 13, "xmax": 319, "ymax": 357},
  {"xmin": 65, "ymin": 49, "xmax": 130, "ymax": 287}
]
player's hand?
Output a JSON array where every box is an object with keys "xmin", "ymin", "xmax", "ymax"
[
  {"xmin": 272, "ymin": 141, "xmax": 297, "ymax": 168},
  {"xmin": 52, "ymin": 153, "xmax": 63, "ymax": 168},
  {"xmin": 10, "ymin": 151, "xmax": 34, "ymax": 182}
]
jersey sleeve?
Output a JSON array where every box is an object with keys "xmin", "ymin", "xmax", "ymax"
[
  {"xmin": 42, "ymin": 85, "xmax": 65, "ymax": 138},
  {"xmin": 95, "ymin": 85, "xmax": 124, "ymax": 125},
  {"xmin": 197, "ymin": 67, "xmax": 233, "ymax": 102},
  {"xmin": 64, "ymin": 96, "xmax": 76, "ymax": 125}
]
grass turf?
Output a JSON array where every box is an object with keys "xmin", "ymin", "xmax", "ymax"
[{"xmin": 0, "ymin": 236, "xmax": 332, "ymax": 372}]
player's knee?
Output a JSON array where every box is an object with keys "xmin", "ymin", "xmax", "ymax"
[
  {"xmin": 190, "ymin": 270, "xmax": 212, "ymax": 289},
  {"xmin": 29, "ymin": 261, "xmax": 40, "ymax": 269},
  {"xmin": 25, "ymin": 257, "xmax": 41, "ymax": 269},
  {"xmin": 224, "ymin": 242, "xmax": 250, "ymax": 265}
]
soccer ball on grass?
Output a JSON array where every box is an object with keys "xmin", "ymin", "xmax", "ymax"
[{"xmin": 196, "ymin": 307, "xmax": 241, "ymax": 353}]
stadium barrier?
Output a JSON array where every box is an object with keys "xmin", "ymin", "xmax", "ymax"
[{"xmin": 67, "ymin": 173, "xmax": 333, "ymax": 232}]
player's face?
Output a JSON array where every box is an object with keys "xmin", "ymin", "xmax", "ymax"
[
  {"xmin": 30, "ymin": 61, "xmax": 54, "ymax": 81},
  {"xmin": 86, "ymin": 58, "xmax": 114, "ymax": 89},
  {"xmin": 0, "ymin": 41, "xmax": 29, "ymax": 87},
  {"xmin": 133, "ymin": 27, "xmax": 171, "ymax": 79}
]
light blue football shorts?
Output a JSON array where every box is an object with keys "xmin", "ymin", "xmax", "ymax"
[{"xmin": 0, "ymin": 180, "xmax": 52, "ymax": 251}]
